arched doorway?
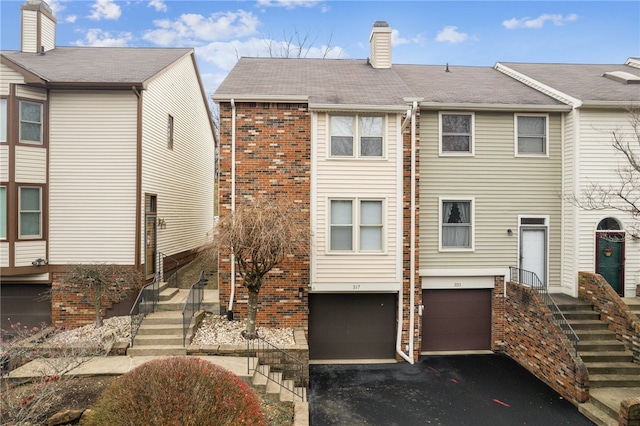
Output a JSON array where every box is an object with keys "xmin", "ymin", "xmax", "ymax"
[{"xmin": 595, "ymin": 218, "xmax": 625, "ymax": 296}]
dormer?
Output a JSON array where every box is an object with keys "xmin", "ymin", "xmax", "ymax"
[
  {"xmin": 21, "ymin": 0, "xmax": 56, "ymax": 54},
  {"xmin": 369, "ymin": 21, "xmax": 392, "ymax": 69}
]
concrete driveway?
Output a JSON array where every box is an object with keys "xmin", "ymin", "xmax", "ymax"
[{"xmin": 309, "ymin": 354, "xmax": 595, "ymax": 425}]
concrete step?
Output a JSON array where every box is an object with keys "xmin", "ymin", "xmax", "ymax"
[
  {"xmin": 560, "ymin": 311, "xmax": 600, "ymax": 321},
  {"xmin": 573, "ymin": 329, "xmax": 618, "ymax": 341},
  {"xmin": 126, "ymin": 345, "xmax": 187, "ymax": 356},
  {"xmin": 577, "ymin": 340, "xmax": 628, "ymax": 352},
  {"xmin": 589, "ymin": 374, "xmax": 640, "ymax": 388},
  {"xmin": 280, "ymin": 379, "xmax": 306, "ymax": 402},
  {"xmin": 252, "ymin": 364, "xmax": 270, "ymax": 390},
  {"xmin": 568, "ymin": 320, "xmax": 610, "ymax": 331},
  {"xmin": 578, "ymin": 402, "xmax": 618, "ymax": 426},
  {"xmin": 589, "ymin": 387, "xmax": 640, "ymax": 425},
  {"xmin": 133, "ymin": 335, "xmax": 185, "ymax": 346},
  {"xmin": 159, "ymin": 286, "xmax": 180, "ymax": 302},
  {"xmin": 136, "ymin": 324, "xmax": 183, "ymax": 335},
  {"xmin": 579, "ymin": 351, "xmax": 634, "ymax": 363},
  {"xmin": 585, "ymin": 362, "xmax": 640, "ymax": 375},
  {"xmin": 140, "ymin": 311, "xmax": 183, "ymax": 325},
  {"xmin": 266, "ymin": 371, "xmax": 283, "ymax": 396}
]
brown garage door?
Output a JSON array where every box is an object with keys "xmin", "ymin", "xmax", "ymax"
[
  {"xmin": 422, "ymin": 289, "xmax": 492, "ymax": 352},
  {"xmin": 309, "ymin": 293, "xmax": 396, "ymax": 360},
  {"xmin": 1, "ymin": 284, "xmax": 52, "ymax": 339}
]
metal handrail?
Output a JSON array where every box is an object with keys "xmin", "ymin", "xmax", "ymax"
[
  {"xmin": 129, "ymin": 277, "xmax": 160, "ymax": 347},
  {"xmin": 247, "ymin": 335, "xmax": 307, "ymax": 401},
  {"xmin": 182, "ymin": 271, "xmax": 206, "ymax": 346},
  {"xmin": 509, "ymin": 266, "xmax": 580, "ymax": 354},
  {"xmin": 158, "ymin": 251, "xmax": 179, "ymax": 287}
]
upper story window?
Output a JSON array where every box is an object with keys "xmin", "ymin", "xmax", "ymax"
[
  {"xmin": 440, "ymin": 198, "xmax": 474, "ymax": 250},
  {"xmin": 19, "ymin": 186, "xmax": 42, "ymax": 239},
  {"xmin": 516, "ymin": 114, "xmax": 548, "ymax": 156},
  {"xmin": 329, "ymin": 198, "xmax": 384, "ymax": 252},
  {"xmin": 330, "ymin": 115, "xmax": 384, "ymax": 158},
  {"xmin": 20, "ymin": 101, "xmax": 43, "ymax": 144},
  {"xmin": 0, "ymin": 99, "xmax": 7, "ymax": 142},
  {"xmin": 440, "ymin": 112, "xmax": 474, "ymax": 155},
  {"xmin": 167, "ymin": 114, "xmax": 174, "ymax": 150}
]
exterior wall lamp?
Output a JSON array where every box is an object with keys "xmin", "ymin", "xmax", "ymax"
[
  {"xmin": 507, "ymin": 229, "xmax": 513, "ymax": 236},
  {"xmin": 297, "ymin": 287, "xmax": 304, "ymax": 299}
]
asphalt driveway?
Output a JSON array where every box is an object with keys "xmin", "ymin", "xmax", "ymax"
[{"xmin": 309, "ymin": 354, "xmax": 595, "ymax": 425}]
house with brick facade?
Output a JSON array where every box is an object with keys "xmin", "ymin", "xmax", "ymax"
[{"xmin": 0, "ymin": 0, "xmax": 216, "ymax": 331}]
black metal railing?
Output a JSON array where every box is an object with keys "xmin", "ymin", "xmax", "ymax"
[
  {"xmin": 509, "ymin": 266, "xmax": 580, "ymax": 354},
  {"xmin": 247, "ymin": 335, "xmax": 307, "ymax": 402},
  {"xmin": 159, "ymin": 251, "xmax": 179, "ymax": 287},
  {"xmin": 182, "ymin": 271, "xmax": 207, "ymax": 346},
  {"xmin": 129, "ymin": 277, "xmax": 161, "ymax": 347}
]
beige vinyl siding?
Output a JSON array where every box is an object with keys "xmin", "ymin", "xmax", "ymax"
[
  {"xmin": 576, "ymin": 109, "xmax": 640, "ymax": 294},
  {"xmin": 420, "ymin": 110, "xmax": 562, "ymax": 286},
  {"xmin": 21, "ymin": 10, "xmax": 37, "ymax": 53},
  {"xmin": 313, "ymin": 112, "xmax": 401, "ymax": 284},
  {"xmin": 140, "ymin": 53, "xmax": 215, "ymax": 262},
  {"xmin": 49, "ymin": 90, "xmax": 137, "ymax": 264},
  {"xmin": 561, "ymin": 111, "xmax": 578, "ymax": 291},
  {"xmin": 15, "ymin": 146, "xmax": 46, "ymax": 183},
  {"xmin": 0, "ymin": 146, "xmax": 8, "ymax": 181},
  {"xmin": 1, "ymin": 63, "xmax": 26, "ymax": 94},
  {"xmin": 41, "ymin": 14, "xmax": 55, "ymax": 52},
  {"xmin": 15, "ymin": 240, "xmax": 46, "ymax": 266},
  {"xmin": 0, "ymin": 242, "xmax": 8, "ymax": 267},
  {"xmin": 16, "ymin": 85, "xmax": 47, "ymax": 101}
]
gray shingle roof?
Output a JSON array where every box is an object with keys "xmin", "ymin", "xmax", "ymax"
[
  {"xmin": 1, "ymin": 47, "xmax": 192, "ymax": 85},
  {"xmin": 498, "ymin": 62, "xmax": 640, "ymax": 103},
  {"xmin": 214, "ymin": 57, "xmax": 566, "ymax": 107}
]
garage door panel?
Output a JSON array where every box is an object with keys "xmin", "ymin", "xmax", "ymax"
[
  {"xmin": 422, "ymin": 289, "xmax": 492, "ymax": 352},
  {"xmin": 309, "ymin": 293, "xmax": 396, "ymax": 360}
]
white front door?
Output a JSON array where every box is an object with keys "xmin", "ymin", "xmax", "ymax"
[{"xmin": 520, "ymin": 227, "xmax": 547, "ymax": 285}]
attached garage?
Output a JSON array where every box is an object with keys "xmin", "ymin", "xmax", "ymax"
[
  {"xmin": 421, "ymin": 289, "xmax": 492, "ymax": 352},
  {"xmin": 309, "ymin": 293, "xmax": 396, "ymax": 360},
  {"xmin": 1, "ymin": 284, "xmax": 51, "ymax": 339}
]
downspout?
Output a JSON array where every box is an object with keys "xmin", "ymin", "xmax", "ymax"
[
  {"xmin": 229, "ymin": 98, "xmax": 237, "ymax": 313},
  {"xmin": 396, "ymin": 101, "xmax": 418, "ymax": 364}
]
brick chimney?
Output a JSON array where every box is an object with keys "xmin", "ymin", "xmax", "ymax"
[
  {"xmin": 369, "ymin": 21, "xmax": 392, "ymax": 69},
  {"xmin": 21, "ymin": 0, "xmax": 56, "ymax": 54}
]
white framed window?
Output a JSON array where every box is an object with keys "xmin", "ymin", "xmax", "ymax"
[
  {"xmin": 167, "ymin": 114, "xmax": 174, "ymax": 150},
  {"xmin": 19, "ymin": 186, "xmax": 42, "ymax": 238},
  {"xmin": 0, "ymin": 186, "xmax": 6, "ymax": 239},
  {"xmin": 19, "ymin": 101, "xmax": 43, "ymax": 144},
  {"xmin": 515, "ymin": 114, "xmax": 548, "ymax": 156},
  {"xmin": 330, "ymin": 115, "xmax": 384, "ymax": 158},
  {"xmin": 439, "ymin": 112, "xmax": 474, "ymax": 155},
  {"xmin": 440, "ymin": 198, "xmax": 474, "ymax": 250},
  {"xmin": 0, "ymin": 98, "xmax": 7, "ymax": 142},
  {"xmin": 329, "ymin": 198, "xmax": 384, "ymax": 252}
]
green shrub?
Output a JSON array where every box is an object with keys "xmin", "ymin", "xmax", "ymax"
[{"xmin": 87, "ymin": 356, "xmax": 265, "ymax": 426}]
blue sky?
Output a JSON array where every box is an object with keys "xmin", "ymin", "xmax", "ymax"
[{"xmin": 1, "ymin": 0, "xmax": 639, "ymax": 96}]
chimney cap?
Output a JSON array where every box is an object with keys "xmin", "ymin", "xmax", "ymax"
[
  {"xmin": 26, "ymin": 0, "xmax": 52, "ymax": 14},
  {"xmin": 373, "ymin": 20, "xmax": 389, "ymax": 28}
]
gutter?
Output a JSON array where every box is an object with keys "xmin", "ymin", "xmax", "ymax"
[
  {"xmin": 396, "ymin": 99, "xmax": 420, "ymax": 364},
  {"xmin": 229, "ymin": 98, "xmax": 237, "ymax": 313}
]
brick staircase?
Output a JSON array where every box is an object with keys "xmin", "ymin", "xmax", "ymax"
[
  {"xmin": 553, "ymin": 295, "xmax": 640, "ymax": 426},
  {"xmin": 127, "ymin": 283, "xmax": 219, "ymax": 356}
]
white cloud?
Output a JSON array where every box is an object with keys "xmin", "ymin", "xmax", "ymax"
[
  {"xmin": 73, "ymin": 28, "xmax": 132, "ymax": 47},
  {"xmin": 436, "ymin": 26, "xmax": 469, "ymax": 44},
  {"xmin": 89, "ymin": 0, "xmax": 121, "ymax": 21},
  {"xmin": 503, "ymin": 13, "xmax": 578, "ymax": 29},
  {"xmin": 148, "ymin": 0, "xmax": 168, "ymax": 13},
  {"xmin": 65, "ymin": 15, "xmax": 77, "ymax": 24},
  {"xmin": 256, "ymin": 0, "xmax": 323, "ymax": 9},
  {"xmin": 45, "ymin": 0, "xmax": 64, "ymax": 16},
  {"xmin": 392, "ymin": 29, "xmax": 426, "ymax": 47},
  {"xmin": 143, "ymin": 10, "xmax": 260, "ymax": 47}
]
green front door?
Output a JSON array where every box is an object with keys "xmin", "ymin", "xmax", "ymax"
[{"xmin": 596, "ymin": 233, "xmax": 624, "ymax": 296}]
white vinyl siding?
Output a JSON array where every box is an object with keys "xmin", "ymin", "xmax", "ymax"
[
  {"xmin": 1, "ymin": 63, "xmax": 27, "ymax": 94},
  {"xmin": 575, "ymin": 109, "xmax": 640, "ymax": 294},
  {"xmin": 49, "ymin": 90, "xmax": 138, "ymax": 264},
  {"xmin": 420, "ymin": 110, "xmax": 562, "ymax": 287},
  {"xmin": 14, "ymin": 240, "xmax": 46, "ymax": 266},
  {"xmin": 0, "ymin": 146, "xmax": 8, "ymax": 181},
  {"xmin": 313, "ymin": 112, "xmax": 401, "ymax": 285},
  {"xmin": 40, "ymin": 13, "xmax": 56, "ymax": 52},
  {"xmin": 140, "ymin": 53, "xmax": 215, "ymax": 263},
  {"xmin": 15, "ymin": 146, "xmax": 46, "ymax": 183},
  {"xmin": 0, "ymin": 242, "xmax": 7, "ymax": 267},
  {"xmin": 21, "ymin": 9, "xmax": 38, "ymax": 53},
  {"xmin": 0, "ymin": 98, "xmax": 6, "ymax": 142},
  {"xmin": 561, "ymin": 111, "xmax": 578, "ymax": 292},
  {"xmin": 16, "ymin": 86, "xmax": 47, "ymax": 101},
  {"xmin": 0, "ymin": 186, "xmax": 6, "ymax": 239}
]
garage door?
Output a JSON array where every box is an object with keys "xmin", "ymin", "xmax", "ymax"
[
  {"xmin": 309, "ymin": 293, "xmax": 396, "ymax": 360},
  {"xmin": 1, "ymin": 284, "xmax": 51, "ymax": 339},
  {"xmin": 422, "ymin": 289, "xmax": 492, "ymax": 352}
]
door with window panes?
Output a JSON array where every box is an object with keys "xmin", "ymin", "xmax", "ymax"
[{"xmin": 145, "ymin": 195, "xmax": 157, "ymax": 279}]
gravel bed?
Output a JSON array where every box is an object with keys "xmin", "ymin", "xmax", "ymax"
[{"xmin": 46, "ymin": 314, "xmax": 295, "ymax": 348}]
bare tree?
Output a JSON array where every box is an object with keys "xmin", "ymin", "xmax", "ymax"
[
  {"xmin": 53, "ymin": 264, "xmax": 141, "ymax": 327},
  {"xmin": 264, "ymin": 28, "xmax": 337, "ymax": 59},
  {"xmin": 202, "ymin": 197, "xmax": 309, "ymax": 336},
  {"xmin": 567, "ymin": 108, "xmax": 640, "ymax": 235}
]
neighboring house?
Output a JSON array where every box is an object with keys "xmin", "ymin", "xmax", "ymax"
[
  {"xmin": 214, "ymin": 20, "xmax": 639, "ymax": 362},
  {"xmin": 0, "ymin": 0, "xmax": 216, "ymax": 331},
  {"xmin": 495, "ymin": 60, "xmax": 640, "ymax": 299}
]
